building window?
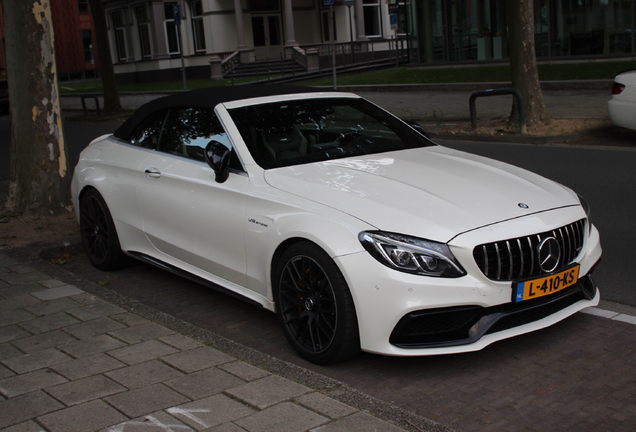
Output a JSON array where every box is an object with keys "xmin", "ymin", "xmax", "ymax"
[
  {"xmin": 112, "ymin": 11, "xmax": 127, "ymax": 62},
  {"xmin": 550, "ymin": 0, "xmax": 633, "ymax": 56},
  {"xmin": 136, "ymin": 7, "xmax": 152, "ymax": 59},
  {"xmin": 78, "ymin": 0, "xmax": 88, "ymax": 13},
  {"xmin": 190, "ymin": 0, "xmax": 206, "ymax": 52},
  {"xmin": 250, "ymin": 0, "xmax": 280, "ymax": 13},
  {"xmin": 164, "ymin": 3, "xmax": 180, "ymax": 55},
  {"xmin": 82, "ymin": 30, "xmax": 93, "ymax": 62},
  {"xmin": 363, "ymin": 0, "xmax": 382, "ymax": 37}
]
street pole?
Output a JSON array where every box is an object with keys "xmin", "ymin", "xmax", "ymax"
[
  {"xmin": 175, "ymin": 1, "xmax": 187, "ymax": 91},
  {"xmin": 331, "ymin": 4, "xmax": 336, "ymax": 90}
]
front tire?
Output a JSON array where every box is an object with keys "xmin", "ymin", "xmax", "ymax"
[
  {"xmin": 274, "ymin": 242, "xmax": 360, "ymax": 364},
  {"xmin": 79, "ymin": 188, "xmax": 128, "ymax": 271}
]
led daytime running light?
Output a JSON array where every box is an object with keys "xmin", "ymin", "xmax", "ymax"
[{"xmin": 359, "ymin": 231, "xmax": 466, "ymax": 278}]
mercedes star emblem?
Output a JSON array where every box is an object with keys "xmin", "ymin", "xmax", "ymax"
[{"xmin": 537, "ymin": 237, "xmax": 561, "ymax": 273}]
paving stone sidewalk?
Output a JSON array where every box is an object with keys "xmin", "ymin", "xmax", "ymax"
[{"xmin": 0, "ymin": 251, "xmax": 449, "ymax": 432}]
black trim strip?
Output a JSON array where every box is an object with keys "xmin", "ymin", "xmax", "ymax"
[
  {"xmin": 390, "ymin": 276, "xmax": 596, "ymax": 349},
  {"xmin": 127, "ymin": 251, "xmax": 264, "ymax": 309}
]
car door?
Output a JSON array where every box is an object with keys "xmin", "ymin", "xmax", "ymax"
[
  {"xmin": 89, "ymin": 109, "xmax": 167, "ymax": 247},
  {"xmin": 136, "ymin": 107, "xmax": 250, "ymax": 287}
]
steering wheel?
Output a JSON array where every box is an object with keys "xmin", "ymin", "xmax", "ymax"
[{"xmin": 334, "ymin": 130, "xmax": 362, "ymax": 147}]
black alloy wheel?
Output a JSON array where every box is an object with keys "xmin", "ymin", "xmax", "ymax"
[
  {"xmin": 79, "ymin": 189, "xmax": 128, "ymax": 270},
  {"xmin": 274, "ymin": 242, "xmax": 360, "ymax": 364}
]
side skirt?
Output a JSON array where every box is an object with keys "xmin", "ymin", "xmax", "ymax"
[{"xmin": 127, "ymin": 251, "xmax": 264, "ymax": 309}]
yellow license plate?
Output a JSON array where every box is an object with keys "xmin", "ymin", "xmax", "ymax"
[{"xmin": 512, "ymin": 265, "xmax": 580, "ymax": 302}]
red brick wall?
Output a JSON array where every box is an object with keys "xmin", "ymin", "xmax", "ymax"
[
  {"xmin": 0, "ymin": 0, "xmax": 100, "ymax": 77},
  {"xmin": 51, "ymin": 0, "xmax": 100, "ymax": 74}
]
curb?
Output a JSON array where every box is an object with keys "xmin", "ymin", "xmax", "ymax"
[{"xmin": 582, "ymin": 307, "xmax": 636, "ymax": 325}]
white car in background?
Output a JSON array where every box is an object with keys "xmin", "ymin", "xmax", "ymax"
[
  {"xmin": 608, "ymin": 69, "xmax": 636, "ymax": 130},
  {"xmin": 71, "ymin": 86, "xmax": 602, "ymax": 364}
]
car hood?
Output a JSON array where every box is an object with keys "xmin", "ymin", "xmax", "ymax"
[{"xmin": 263, "ymin": 146, "xmax": 579, "ymax": 242}]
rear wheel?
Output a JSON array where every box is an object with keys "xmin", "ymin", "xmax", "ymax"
[
  {"xmin": 79, "ymin": 189, "xmax": 128, "ymax": 270},
  {"xmin": 274, "ymin": 242, "xmax": 360, "ymax": 364}
]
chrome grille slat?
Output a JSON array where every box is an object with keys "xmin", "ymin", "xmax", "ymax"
[
  {"xmin": 473, "ymin": 219, "xmax": 586, "ymax": 282},
  {"xmin": 480, "ymin": 245, "xmax": 488, "ymax": 276},
  {"xmin": 494, "ymin": 243, "xmax": 502, "ymax": 280},
  {"xmin": 573, "ymin": 220, "xmax": 583, "ymax": 254},
  {"xmin": 506, "ymin": 241, "xmax": 513, "ymax": 280},
  {"xmin": 564, "ymin": 226, "xmax": 572, "ymax": 262},
  {"xmin": 554, "ymin": 229, "xmax": 564, "ymax": 267},
  {"xmin": 527, "ymin": 237, "xmax": 534, "ymax": 276},
  {"xmin": 516, "ymin": 238, "xmax": 524, "ymax": 279},
  {"xmin": 573, "ymin": 222, "xmax": 581, "ymax": 253}
]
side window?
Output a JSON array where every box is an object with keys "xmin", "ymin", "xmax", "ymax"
[
  {"xmin": 159, "ymin": 108, "xmax": 242, "ymax": 170},
  {"xmin": 127, "ymin": 110, "xmax": 169, "ymax": 149}
]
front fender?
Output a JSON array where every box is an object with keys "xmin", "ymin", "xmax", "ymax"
[{"xmin": 243, "ymin": 185, "xmax": 373, "ymax": 301}]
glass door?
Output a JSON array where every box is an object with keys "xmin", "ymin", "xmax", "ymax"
[{"xmin": 252, "ymin": 14, "xmax": 283, "ymax": 57}]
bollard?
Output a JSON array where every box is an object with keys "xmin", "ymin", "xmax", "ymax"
[
  {"xmin": 469, "ymin": 88, "xmax": 525, "ymax": 131},
  {"xmin": 80, "ymin": 95, "xmax": 101, "ymax": 115}
]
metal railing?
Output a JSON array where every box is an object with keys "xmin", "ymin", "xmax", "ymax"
[{"xmin": 219, "ymin": 38, "xmax": 408, "ymax": 83}]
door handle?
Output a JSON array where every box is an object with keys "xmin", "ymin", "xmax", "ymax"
[{"xmin": 144, "ymin": 168, "xmax": 161, "ymax": 179}]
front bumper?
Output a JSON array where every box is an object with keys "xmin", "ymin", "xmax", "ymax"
[
  {"xmin": 390, "ymin": 274, "xmax": 597, "ymax": 348},
  {"xmin": 335, "ymin": 209, "xmax": 602, "ymax": 356}
]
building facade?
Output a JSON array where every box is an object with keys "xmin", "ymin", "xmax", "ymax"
[
  {"xmin": 406, "ymin": 0, "xmax": 635, "ymax": 64},
  {"xmin": 102, "ymin": 0, "xmax": 407, "ymax": 83},
  {"xmin": 2, "ymin": 1, "xmax": 634, "ymax": 85}
]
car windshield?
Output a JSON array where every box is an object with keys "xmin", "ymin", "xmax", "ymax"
[{"xmin": 228, "ymin": 97, "xmax": 435, "ymax": 169}]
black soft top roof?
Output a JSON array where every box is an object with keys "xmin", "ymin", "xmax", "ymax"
[{"xmin": 114, "ymin": 85, "xmax": 331, "ymax": 140}]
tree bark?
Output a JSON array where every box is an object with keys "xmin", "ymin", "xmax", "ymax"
[
  {"xmin": 2, "ymin": 0, "xmax": 72, "ymax": 216},
  {"xmin": 87, "ymin": 0, "xmax": 123, "ymax": 115},
  {"xmin": 506, "ymin": 0, "xmax": 549, "ymax": 131}
]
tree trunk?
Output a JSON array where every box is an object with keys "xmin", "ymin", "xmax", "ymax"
[
  {"xmin": 506, "ymin": 0, "xmax": 549, "ymax": 131},
  {"xmin": 88, "ymin": 0, "xmax": 123, "ymax": 115},
  {"xmin": 2, "ymin": 0, "xmax": 72, "ymax": 216}
]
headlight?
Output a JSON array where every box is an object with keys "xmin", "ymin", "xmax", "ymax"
[
  {"xmin": 578, "ymin": 194, "xmax": 592, "ymax": 233},
  {"xmin": 359, "ymin": 231, "xmax": 466, "ymax": 278}
]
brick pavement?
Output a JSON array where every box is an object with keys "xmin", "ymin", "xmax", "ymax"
[
  {"xmin": 15, "ymin": 243, "xmax": 636, "ymax": 432},
  {"xmin": 0, "ymin": 251, "xmax": 448, "ymax": 432}
]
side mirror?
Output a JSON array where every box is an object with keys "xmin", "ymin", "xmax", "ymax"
[
  {"xmin": 404, "ymin": 120, "xmax": 431, "ymax": 139},
  {"xmin": 204, "ymin": 140, "xmax": 231, "ymax": 183}
]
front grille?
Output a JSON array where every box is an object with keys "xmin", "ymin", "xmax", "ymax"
[{"xmin": 473, "ymin": 219, "xmax": 586, "ymax": 282}]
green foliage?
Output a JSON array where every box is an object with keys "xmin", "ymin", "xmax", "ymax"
[
  {"xmin": 57, "ymin": 60, "xmax": 636, "ymax": 94},
  {"xmin": 304, "ymin": 61, "xmax": 636, "ymax": 86}
]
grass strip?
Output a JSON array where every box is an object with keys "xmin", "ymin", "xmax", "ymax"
[{"xmin": 58, "ymin": 60, "xmax": 636, "ymax": 94}]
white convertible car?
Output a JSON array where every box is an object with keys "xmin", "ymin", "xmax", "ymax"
[{"xmin": 71, "ymin": 86, "xmax": 602, "ymax": 364}]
